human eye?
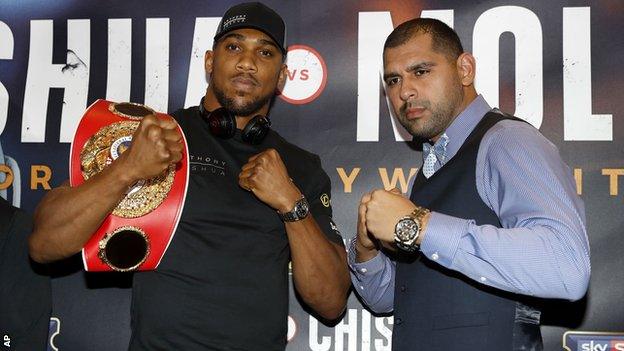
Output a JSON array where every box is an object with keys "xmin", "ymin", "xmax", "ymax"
[
  {"xmin": 414, "ymin": 68, "xmax": 430, "ymax": 76},
  {"xmin": 225, "ymin": 43, "xmax": 240, "ymax": 51},
  {"xmin": 259, "ymin": 49, "xmax": 274, "ymax": 58},
  {"xmin": 385, "ymin": 77, "xmax": 400, "ymax": 86}
]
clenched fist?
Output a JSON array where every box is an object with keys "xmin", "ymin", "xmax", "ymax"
[
  {"xmin": 117, "ymin": 114, "xmax": 183, "ymax": 183},
  {"xmin": 361, "ymin": 188, "xmax": 419, "ymax": 244},
  {"xmin": 238, "ymin": 149, "xmax": 302, "ymax": 212},
  {"xmin": 353, "ymin": 192, "xmax": 381, "ymax": 262}
]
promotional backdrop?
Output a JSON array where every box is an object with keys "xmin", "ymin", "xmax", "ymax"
[{"xmin": 1, "ymin": 0, "xmax": 622, "ymax": 350}]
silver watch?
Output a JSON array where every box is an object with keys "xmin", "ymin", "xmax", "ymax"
[
  {"xmin": 278, "ymin": 196, "xmax": 310, "ymax": 222},
  {"xmin": 394, "ymin": 207, "xmax": 430, "ymax": 252}
]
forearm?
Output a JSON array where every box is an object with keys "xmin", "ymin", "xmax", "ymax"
[
  {"xmin": 421, "ymin": 212, "xmax": 590, "ymax": 300},
  {"xmin": 348, "ymin": 238, "xmax": 395, "ymax": 313},
  {"xmin": 29, "ymin": 160, "xmax": 136, "ymax": 263},
  {"xmin": 459, "ymin": 119, "xmax": 591, "ymax": 300},
  {"xmin": 287, "ymin": 216, "xmax": 350, "ymax": 320},
  {"xmin": 354, "ymin": 238, "xmax": 379, "ymax": 262}
]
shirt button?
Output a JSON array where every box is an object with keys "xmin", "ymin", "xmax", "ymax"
[
  {"xmin": 359, "ymin": 285, "xmax": 364, "ymax": 290},
  {"xmin": 431, "ymin": 252, "xmax": 439, "ymax": 261},
  {"xmin": 400, "ymin": 285, "xmax": 407, "ymax": 292},
  {"xmin": 480, "ymin": 276, "xmax": 487, "ymax": 282},
  {"xmin": 360, "ymin": 268, "xmax": 367, "ymax": 273},
  {"xmin": 395, "ymin": 317, "xmax": 403, "ymax": 325}
]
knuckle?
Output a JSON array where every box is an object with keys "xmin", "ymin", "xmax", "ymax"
[
  {"xmin": 147, "ymin": 125, "xmax": 162, "ymax": 139},
  {"xmin": 142, "ymin": 114, "xmax": 156, "ymax": 123},
  {"xmin": 140, "ymin": 115, "xmax": 157, "ymax": 129},
  {"xmin": 160, "ymin": 118, "xmax": 174, "ymax": 127}
]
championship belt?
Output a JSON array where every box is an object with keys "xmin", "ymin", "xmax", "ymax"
[{"xmin": 70, "ymin": 100, "xmax": 189, "ymax": 272}]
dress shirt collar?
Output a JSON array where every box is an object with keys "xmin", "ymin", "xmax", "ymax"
[{"xmin": 422, "ymin": 94, "xmax": 491, "ymax": 165}]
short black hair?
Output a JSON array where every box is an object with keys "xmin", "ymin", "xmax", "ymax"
[{"xmin": 383, "ymin": 18, "xmax": 463, "ymax": 61}]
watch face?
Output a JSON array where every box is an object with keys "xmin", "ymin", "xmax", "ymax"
[
  {"xmin": 396, "ymin": 218, "xmax": 418, "ymax": 241},
  {"xmin": 295, "ymin": 199, "xmax": 309, "ymax": 218}
]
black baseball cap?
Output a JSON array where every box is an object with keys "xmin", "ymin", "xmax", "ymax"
[{"xmin": 214, "ymin": 2, "xmax": 287, "ymax": 55}]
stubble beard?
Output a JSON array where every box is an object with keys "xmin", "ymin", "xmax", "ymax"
[
  {"xmin": 213, "ymin": 81, "xmax": 273, "ymax": 117},
  {"xmin": 397, "ymin": 85, "xmax": 464, "ymax": 140}
]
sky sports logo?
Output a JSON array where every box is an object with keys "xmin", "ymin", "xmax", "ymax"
[
  {"xmin": 578, "ymin": 340, "xmax": 624, "ymax": 351},
  {"xmin": 563, "ymin": 331, "xmax": 624, "ymax": 351}
]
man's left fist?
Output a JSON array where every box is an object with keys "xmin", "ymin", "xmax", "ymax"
[
  {"xmin": 363, "ymin": 188, "xmax": 417, "ymax": 243},
  {"xmin": 238, "ymin": 149, "xmax": 302, "ymax": 212}
]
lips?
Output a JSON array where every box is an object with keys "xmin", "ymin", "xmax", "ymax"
[
  {"xmin": 404, "ymin": 106, "xmax": 426, "ymax": 120},
  {"xmin": 231, "ymin": 75, "xmax": 259, "ymax": 92}
]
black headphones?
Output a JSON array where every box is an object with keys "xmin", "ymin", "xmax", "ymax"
[{"xmin": 199, "ymin": 97, "xmax": 271, "ymax": 145}]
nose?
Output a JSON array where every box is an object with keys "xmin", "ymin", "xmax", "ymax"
[
  {"xmin": 399, "ymin": 78, "xmax": 417, "ymax": 102},
  {"xmin": 236, "ymin": 50, "xmax": 257, "ymax": 73}
]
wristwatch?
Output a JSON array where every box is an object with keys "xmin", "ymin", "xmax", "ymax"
[
  {"xmin": 394, "ymin": 206, "xmax": 430, "ymax": 252},
  {"xmin": 278, "ymin": 196, "xmax": 310, "ymax": 222}
]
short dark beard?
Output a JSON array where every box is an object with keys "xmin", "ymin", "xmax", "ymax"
[
  {"xmin": 213, "ymin": 84, "xmax": 273, "ymax": 117},
  {"xmin": 397, "ymin": 82, "xmax": 463, "ymax": 140}
]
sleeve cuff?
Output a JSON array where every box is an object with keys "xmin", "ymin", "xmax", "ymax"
[
  {"xmin": 419, "ymin": 211, "xmax": 471, "ymax": 267},
  {"xmin": 347, "ymin": 237, "xmax": 387, "ymax": 281}
]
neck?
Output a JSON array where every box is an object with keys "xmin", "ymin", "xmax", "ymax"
[
  {"xmin": 235, "ymin": 116, "xmax": 255, "ymax": 130},
  {"xmin": 429, "ymin": 88, "xmax": 478, "ymax": 144},
  {"xmin": 455, "ymin": 88, "xmax": 478, "ymax": 118}
]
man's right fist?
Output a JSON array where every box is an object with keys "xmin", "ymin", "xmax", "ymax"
[
  {"xmin": 354, "ymin": 192, "xmax": 379, "ymax": 262},
  {"xmin": 117, "ymin": 114, "xmax": 183, "ymax": 183}
]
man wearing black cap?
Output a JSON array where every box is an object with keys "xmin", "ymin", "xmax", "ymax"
[{"xmin": 29, "ymin": 2, "xmax": 350, "ymax": 350}]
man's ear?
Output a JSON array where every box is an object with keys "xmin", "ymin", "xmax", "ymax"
[
  {"xmin": 456, "ymin": 52, "xmax": 476, "ymax": 87},
  {"xmin": 205, "ymin": 50, "xmax": 215, "ymax": 75},
  {"xmin": 277, "ymin": 63, "xmax": 288, "ymax": 92}
]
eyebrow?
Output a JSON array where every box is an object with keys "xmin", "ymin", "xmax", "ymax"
[
  {"xmin": 219, "ymin": 33, "xmax": 279, "ymax": 51},
  {"xmin": 219, "ymin": 32, "xmax": 245, "ymax": 42},
  {"xmin": 383, "ymin": 61, "xmax": 437, "ymax": 82},
  {"xmin": 257, "ymin": 38, "xmax": 279, "ymax": 51},
  {"xmin": 407, "ymin": 61, "xmax": 436, "ymax": 72},
  {"xmin": 383, "ymin": 71, "xmax": 399, "ymax": 82}
]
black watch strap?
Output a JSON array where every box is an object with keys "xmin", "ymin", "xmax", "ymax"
[{"xmin": 278, "ymin": 196, "xmax": 310, "ymax": 222}]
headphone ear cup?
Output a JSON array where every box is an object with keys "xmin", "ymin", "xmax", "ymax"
[
  {"xmin": 205, "ymin": 107, "xmax": 236, "ymax": 139},
  {"xmin": 241, "ymin": 115, "xmax": 271, "ymax": 145}
]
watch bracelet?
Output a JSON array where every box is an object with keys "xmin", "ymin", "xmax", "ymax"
[
  {"xmin": 278, "ymin": 195, "xmax": 308, "ymax": 222},
  {"xmin": 396, "ymin": 206, "xmax": 430, "ymax": 251},
  {"xmin": 410, "ymin": 206, "xmax": 430, "ymax": 221}
]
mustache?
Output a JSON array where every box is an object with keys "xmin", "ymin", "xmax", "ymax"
[
  {"xmin": 400, "ymin": 100, "xmax": 430, "ymax": 115},
  {"xmin": 232, "ymin": 73, "xmax": 259, "ymax": 86}
]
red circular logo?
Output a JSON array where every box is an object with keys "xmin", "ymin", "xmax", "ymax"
[{"xmin": 279, "ymin": 45, "xmax": 328, "ymax": 105}]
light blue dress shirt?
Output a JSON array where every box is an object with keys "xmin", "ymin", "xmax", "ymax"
[{"xmin": 348, "ymin": 95, "xmax": 590, "ymax": 314}]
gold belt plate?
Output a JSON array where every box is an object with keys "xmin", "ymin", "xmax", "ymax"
[{"xmin": 80, "ymin": 121, "xmax": 174, "ymax": 218}]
